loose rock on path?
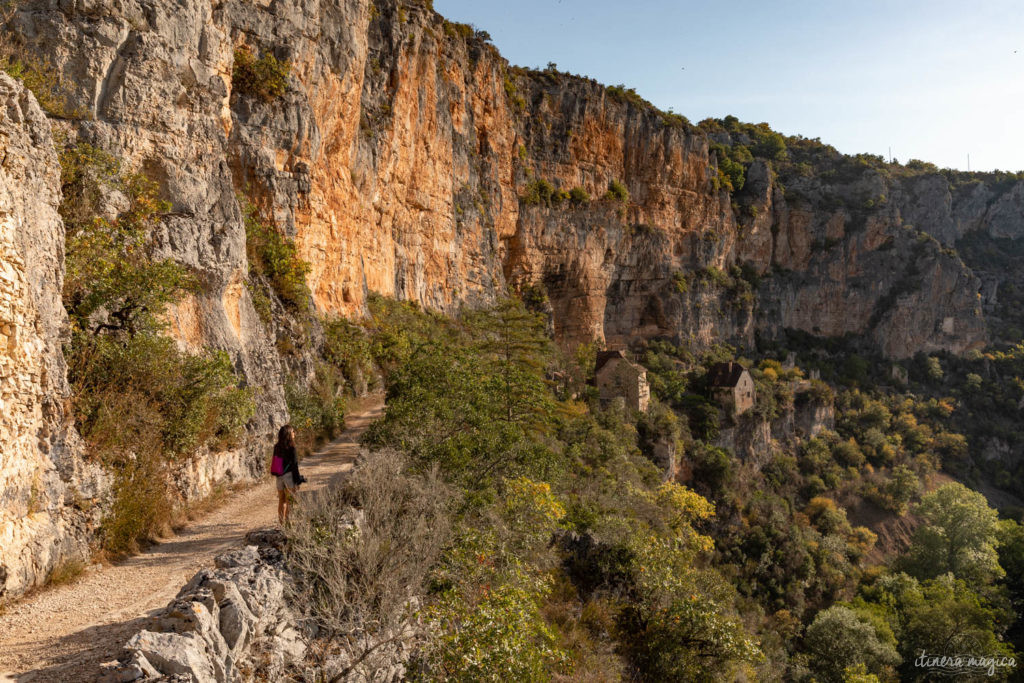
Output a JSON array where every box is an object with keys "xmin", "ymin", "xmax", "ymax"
[{"xmin": 0, "ymin": 396, "xmax": 383, "ymax": 682}]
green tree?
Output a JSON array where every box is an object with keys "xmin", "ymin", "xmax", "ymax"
[
  {"xmin": 461, "ymin": 298, "xmax": 554, "ymax": 429},
  {"xmin": 60, "ymin": 143, "xmax": 195, "ymax": 336},
  {"xmin": 903, "ymin": 483, "xmax": 1004, "ymax": 584},
  {"xmin": 883, "ymin": 465, "xmax": 921, "ymax": 514},
  {"xmin": 804, "ymin": 605, "xmax": 900, "ymax": 682},
  {"xmin": 363, "ymin": 298, "xmax": 557, "ymax": 491},
  {"xmin": 899, "ymin": 574, "xmax": 1016, "ymax": 681},
  {"xmin": 617, "ymin": 536, "xmax": 762, "ymax": 681}
]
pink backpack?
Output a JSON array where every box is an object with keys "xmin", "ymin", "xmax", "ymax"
[{"xmin": 270, "ymin": 453, "xmax": 285, "ymax": 476}]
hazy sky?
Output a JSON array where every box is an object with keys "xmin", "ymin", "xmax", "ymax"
[{"xmin": 433, "ymin": 0, "xmax": 1023, "ymax": 172}]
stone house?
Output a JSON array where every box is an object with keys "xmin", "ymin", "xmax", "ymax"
[
  {"xmin": 708, "ymin": 361, "xmax": 755, "ymax": 416},
  {"xmin": 595, "ymin": 350, "xmax": 650, "ymax": 413}
]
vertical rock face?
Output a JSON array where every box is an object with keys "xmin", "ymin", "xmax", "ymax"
[
  {"xmin": 14, "ymin": 0, "xmax": 289, "ymax": 434},
  {"xmin": 12, "ymin": 0, "xmax": 999, "ymax": 365},
  {"xmin": 0, "ymin": 74, "xmax": 101, "ymax": 599}
]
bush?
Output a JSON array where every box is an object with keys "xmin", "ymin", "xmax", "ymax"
[
  {"xmin": 804, "ymin": 606, "xmax": 899, "ymax": 682},
  {"xmin": 604, "ymin": 179, "xmax": 629, "ymax": 203},
  {"xmin": 322, "ymin": 316, "xmax": 377, "ymax": 393},
  {"xmin": 568, "ymin": 187, "xmax": 590, "ymax": 205},
  {"xmin": 287, "ymin": 449, "xmax": 451, "ymax": 675},
  {"xmin": 0, "ymin": 11, "xmax": 82, "ymax": 119},
  {"xmin": 232, "ymin": 46, "xmax": 290, "ymax": 102},
  {"xmin": 521, "ymin": 178, "xmax": 567, "ymax": 206},
  {"xmin": 413, "ymin": 570, "xmax": 568, "ymax": 681},
  {"xmin": 710, "ymin": 144, "xmax": 747, "ymax": 193},
  {"xmin": 285, "ymin": 362, "xmax": 346, "ymax": 454},
  {"xmin": 363, "ymin": 298, "xmax": 556, "ymax": 492},
  {"xmin": 60, "ymin": 143, "xmax": 195, "ymax": 336},
  {"xmin": 70, "ymin": 332, "xmax": 254, "ymax": 552},
  {"xmin": 690, "ymin": 443, "xmax": 734, "ymax": 497},
  {"xmin": 242, "ymin": 199, "xmax": 311, "ymax": 311},
  {"xmin": 101, "ymin": 450, "xmax": 174, "ymax": 555},
  {"xmin": 60, "ymin": 141, "xmax": 254, "ymax": 553},
  {"xmin": 617, "ymin": 536, "xmax": 761, "ymax": 680}
]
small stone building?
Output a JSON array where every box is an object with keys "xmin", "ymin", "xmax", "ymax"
[
  {"xmin": 595, "ymin": 350, "xmax": 650, "ymax": 413},
  {"xmin": 708, "ymin": 361, "xmax": 755, "ymax": 417}
]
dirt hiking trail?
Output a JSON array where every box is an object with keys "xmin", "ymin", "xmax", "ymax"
[{"xmin": 0, "ymin": 395, "xmax": 384, "ymax": 682}]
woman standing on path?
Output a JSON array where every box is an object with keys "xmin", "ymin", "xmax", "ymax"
[{"xmin": 272, "ymin": 425, "xmax": 304, "ymax": 524}]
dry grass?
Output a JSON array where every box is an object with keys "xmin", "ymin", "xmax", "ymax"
[
  {"xmin": 174, "ymin": 481, "xmax": 250, "ymax": 530},
  {"xmin": 285, "ymin": 448, "xmax": 451, "ymax": 680},
  {"xmin": 47, "ymin": 558, "xmax": 87, "ymax": 587}
]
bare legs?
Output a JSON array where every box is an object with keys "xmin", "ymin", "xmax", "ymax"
[{"xmin": 278, "ymin": 488, "xmax": 290, "ymax": 525}]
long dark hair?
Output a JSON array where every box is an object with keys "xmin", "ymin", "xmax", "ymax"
[{"xmin": 276, "ymin": 424, "xmax": 296, "ymax": 452}]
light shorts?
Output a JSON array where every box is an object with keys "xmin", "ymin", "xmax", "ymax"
[{"xmin": 276, "ymin": 471, "xmax": 297, "ymax": 491}]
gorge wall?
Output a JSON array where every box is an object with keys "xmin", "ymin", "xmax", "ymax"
[{"xmin": 1, "ymin": 0, "xmax": 1022, "ymax": 600}]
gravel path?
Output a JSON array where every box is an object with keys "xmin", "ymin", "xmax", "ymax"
[{"xmin": 0, "ymin": 396, "xmax": 384, "ymax": 682}]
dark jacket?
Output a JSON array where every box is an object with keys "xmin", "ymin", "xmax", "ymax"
[{"xmin": 274, "ymin": 443, "xmax": 301, "ymax": 483}]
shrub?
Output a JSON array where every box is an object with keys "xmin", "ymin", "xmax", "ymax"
[
  {"xmin": 0, "ymin": 9, "xmax": 82, "ymax": 119},
  {"xmin": 322, "ymin": 316, "xmax": 377, "ymax": 393},
  {"xmin": 617, "ymin": 536, "xmax": 762, "ymax": 680},
  {"xmin": 287, "ymin": 449, "xmax": 451, "ymax": 675},
  {"xmin": 604, "ymin": 179, "xmax": 629, "ymax": 203},
  {"xmin": 242, "ymin": 199, "xmax": 311, "ymax": 311},
  {"xmin": 710, "ymin": 143, "xmax": 748, "ymax": 193},
  {"xmin": 363, "ymin": 298, "xmax": 556, "ymax": 491},
  {"xmin": 101, "ymin": 450, "xmax": 174, "ymax": 555},
  {"xmin": 442, "ymin": 19, "xmax": 473, "ymax": 40},
  {"xmin": 568, "ymin": 186, "xmax": 590, "ymax": 205},
  {"xmin": 47, "ymin": 558, "xmax": 87, "ymax": 587},
  {"xmin": 285, "ymin": 362, "xmax": 346, "ymax": 454},
  {"xmin": 60, "ymin": 141, "xmax": 254, "ymax": 553},
  {"xmin": 1, "ymin": 51, "xmax": 73, "ymax": 117},
  {"xmin": 804, "ymin": 606, "xmax": 899, "ymax": 682},
  {"xmin": 70, "ymin": 334, "xmax": 254, "ymax": 455},
  {"xmin": 60, "ymin": 143, "xmax": 195, "ymax": 336},
  {"xmin": 413, "ymin": 570, "xmax": 568, "ymax": 681},
  {"xmin": 606, "ymin": 84, "xmax": 650, "ymax": 109},
  {"xmin": 689, "ymin": 443, "xmax": 733, "ymax": 496},
  {"xmin": 521, "ymin": 178, "xmax": 569, "ymax": 206},
  {"xmin": 232, "ymin": 45, "xmax": 290, "ymax": 102}
]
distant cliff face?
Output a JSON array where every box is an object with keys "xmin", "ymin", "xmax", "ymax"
[
  {"xmin": 1, "ymin": 0, "xmax": 1022, "ymax": 599},
  {"xmin": 12, "ymin": 0, "xmax": 1008, "ymax": 362}
]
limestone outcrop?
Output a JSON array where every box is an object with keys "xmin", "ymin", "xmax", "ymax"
[
  {"xmin": 0, "ymin": 73, "xmax": 100, "ymax": 601},
  {"xmin": 101, "ymin": 530, "xmax": 306, "ymax": 683},
  {"xmin": 103, "ymin": 527, "xmax": 412, "ymax": 682}
]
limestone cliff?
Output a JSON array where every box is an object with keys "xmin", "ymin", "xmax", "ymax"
[
  {"xmin": 10, "ymin": 0, "xmax": 1004, "ymax": 363},
  {"xmin": 0, "ymin": 73, "xmax": 101, "ymax": 600},
  {"xmin": 1, "ymin": 0, "xmax": 1022, "ymax": 600}
]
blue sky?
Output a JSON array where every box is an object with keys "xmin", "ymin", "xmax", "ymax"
[{"xmin": 434, "ymin": 0, "xmax": 1023, "ymax": 172}]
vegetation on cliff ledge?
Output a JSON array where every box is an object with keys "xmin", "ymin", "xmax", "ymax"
[
  {"xmin": 59, "ymin": 142, "xmax": 254, "ymax": 554},
  {"xmin": 232, "ymin": 45, "xmax": 291, "ymax": 102}
]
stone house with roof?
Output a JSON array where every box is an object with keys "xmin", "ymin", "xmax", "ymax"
[
  {"xmin": 708, "ymin": 361, "xmax": 755, "ymax": 417},
  {"xmin": 595, "ymin": 350, "xmax": 650, "ymax": 413}
]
